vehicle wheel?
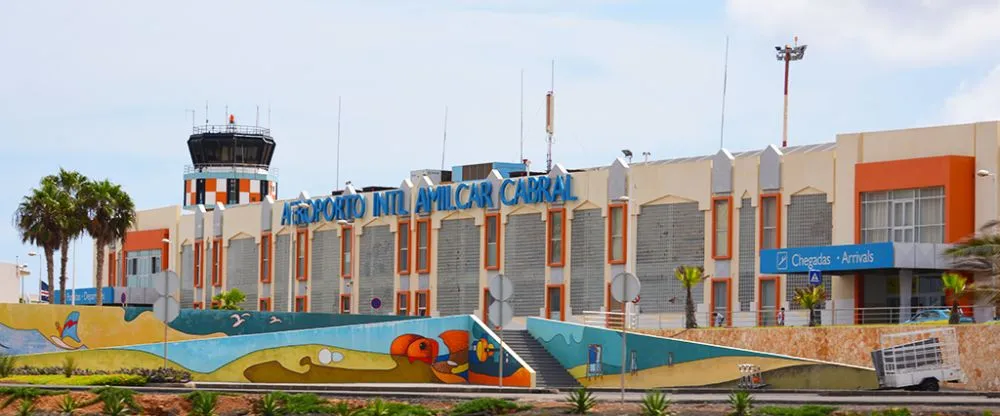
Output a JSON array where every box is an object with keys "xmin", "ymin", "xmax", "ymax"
[{"xmin": 919, "ymin": 378, "xmax": 939, "ymax": 392}]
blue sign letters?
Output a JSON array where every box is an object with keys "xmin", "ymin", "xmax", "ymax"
[
  {"xmin": 281, "ymin": 174, "xmax": 577, "ymax": 226},
  {"xmin": 760, "ymin": 242, "xmax": 895, "ymax": 274}
]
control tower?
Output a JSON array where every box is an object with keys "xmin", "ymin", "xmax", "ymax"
[{"xmin": 183, "ymin": 115, "xmax": 278, "ymax": 210}]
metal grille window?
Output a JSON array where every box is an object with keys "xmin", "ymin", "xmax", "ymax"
[
  {"xmin": 761, "ymin": 196, "xmax": 779, "ymax": 249},
  {"xmin": 861, "ymin": 187, "xmax": 944, "ymax": 243},
  {"xmin": 485, "ymin": 214, "xmax": 499, "ymax": 269}
]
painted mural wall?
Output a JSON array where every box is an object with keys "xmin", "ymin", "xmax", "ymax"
[
  {"xmin": 0, "ymin": 304, "xmax": 414, "ymax": 356},
  {"xmin": 3, "ymin": 305, "xmax": 533, "ymax": 387},
  {"xmin": 527, "ymin": 318, "xmax": 877, "ymax": 390}
]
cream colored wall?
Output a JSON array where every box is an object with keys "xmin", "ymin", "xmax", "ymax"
[
  {"xmin": 974, "ymin": 122, "xmax": 1000, "ymax": 229},
  {"xmin": 858, "ymin": 123, "xmax": 977, "ymax": 163}
]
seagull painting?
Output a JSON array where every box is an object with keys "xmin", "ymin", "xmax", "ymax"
[
  {"xmin": 230, "ymin": 313, "xmax": 251, "ymax": 328},
  {"xmin": 269, "ymin": 316, "xmax": 282, "ymax": 324}
]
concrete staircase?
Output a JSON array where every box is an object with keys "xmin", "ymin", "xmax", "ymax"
[{"xmin": 501, "ymin": 330, "xmax": 581, "ymax": 389}]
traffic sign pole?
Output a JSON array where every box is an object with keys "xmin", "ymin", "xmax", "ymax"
[{"xmin": 498, "ymin": 278, "xmax": 504, "ymax": 389}]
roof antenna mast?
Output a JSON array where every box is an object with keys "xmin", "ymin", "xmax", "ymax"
[
  {"xmin": 545, "ymin": 59, "xmax": 555, "ymax": 172},
  {"xmin": 440, "ymin": 105, "xmax": 448, "ymax": 171},
  {"xmin": 719, "ymin": 35, "xmax": 730, "ymax": 150}
]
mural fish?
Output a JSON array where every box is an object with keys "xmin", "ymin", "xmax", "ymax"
[
  {"xmin": 430, "ymin": 330, "xmax": 469, "ymax": 384},
  {"xmin": 473, "ymin": 337, "xmax": 496, "ymax": 362},
  {"xmin": 50, "ymin": 311, "xmax": 84, "ymax": 350}
]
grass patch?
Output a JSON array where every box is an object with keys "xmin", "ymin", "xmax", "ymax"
[
  {"xmin": 756, "ymin": 405, "xmax": 839, "ymax": 416},
  {"xmin": 1, "ymin": 374, "xmax": 146, "ymax": 386}
]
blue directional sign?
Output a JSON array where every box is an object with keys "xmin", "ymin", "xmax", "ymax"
[
  {"xmin": 371, "ymin": 297, "xmax": 382, "ymax": 310},
  {"xmin": 760, "ymin": 242, "xmax": 895, "ymax": 274},
  {"xmin": 808, "ymin": 270, "xmax": 822, "ymax": 286}
]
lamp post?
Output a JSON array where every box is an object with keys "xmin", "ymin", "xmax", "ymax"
[
  {"xmin": 775, "ymin": 37, "xmax": 807, "ymax": 148},
  {"xmin": 161, "ymin": 237, "xmax": 172, "ymax": 369}
]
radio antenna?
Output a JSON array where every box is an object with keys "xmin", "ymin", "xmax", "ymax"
[
  {"xmin": 545, "ymin": 59, "xmax": 555, "ymax": 172},
  {"xmin": 719, "ymin": 35, "xmax": 730, "ymax": 149},
  {"xmin": 336, "ymin": 96, "xmax": 342, "ymax": 189},
  {"xmin": 256, "ymin": 105, "xmax": 260, "ymax": 127},
  {"xmin": 204, "ymin": 101, "xmax": 209, "ymax": 125},
  {"xmin": 519, "ymin": 68, "xmax": 525, "ymax": 164},
  {"xmin": 267, "ymin": 102, "xmax": 272, "ymax": 128},
  {"xmin": 440, "ymin": 105, "xmax": 449, "ymax": 171}
]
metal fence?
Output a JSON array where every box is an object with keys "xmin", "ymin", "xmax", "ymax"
[{"xmin": 573, "ymin": 305, "xmax": 997, "ymax": 330}]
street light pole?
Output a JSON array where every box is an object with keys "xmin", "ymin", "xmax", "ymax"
[
  {"xmin": 161, "ymin": 237, "xmax": 172, "ymax": 370},
  {"xmin": 775, "ymin": 37, "xmax": 807, "ymax": 148}
]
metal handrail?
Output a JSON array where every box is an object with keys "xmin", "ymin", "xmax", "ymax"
[
  {"xmin": 184, "ymin": 164, "xmax": 279, "ymax": 177},
  {"xmin": 192, "ymin": 124, "xmax": 271, "ymax": 136}
]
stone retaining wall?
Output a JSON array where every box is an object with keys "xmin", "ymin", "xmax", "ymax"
[{"xmin": 641, "ymin": 324, "xmax": 1000, "ymax": 391}]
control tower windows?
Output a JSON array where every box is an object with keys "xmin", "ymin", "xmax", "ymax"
[
  {"xmin": 196, "ymin": 179, "xmax": 206, "ymax": 205},
  {"xmin": 260, "ymin": 180, "xmax": 270, "ymax": 199}
]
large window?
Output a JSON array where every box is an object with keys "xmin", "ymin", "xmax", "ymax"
[
  {"xmin": 760, "ymin": 194, "xmax": 780, "ymax": 250},
  {"xmin": 259, "ymin": 234, "xmax": 271, "ymax": 283},
  {"xmin": 712, "ymin": 197, "xmax": 732, "ymax": 259},
  {"xmin": 861, "ymin": 187, "xmax": 944, "ymax": 243},
  {"xmin": 547, "ymin": 208, "xmax": 566, "ymax": 267},
  {"xmin": 608, "ymin": 204, "xmax": 627, "ymax": 264},
  {"xmin": 398, "ymin": 220, "xmax": 410, "ymax": 274},
  {"xmin": 211, "ymin": 238, "xmax": 222, "ymax": 287},
  {"xmin": 416, "ymin": 219, "xmax": 431, "ymax": 274},
  {"xmin": 341, "ymin": 225, "xmax": 353, "ymax": 278},
  {"xmin": 416, "ymin": 290, "xmax": 430, "ymax": 317},
  {"xmin": 124, "ymin": 249, "xmax": 162, "ymax": 288},
  {"xmin": 484, "ymin": 213, "xmax": 500, "ymax": 270},
  {"xmin": 296, "ymin": 229, "xmax": 309, "ymax": 281},
  {"xmin": 194, "ymin": 241, "xmax": 203, "ymax": 288}
]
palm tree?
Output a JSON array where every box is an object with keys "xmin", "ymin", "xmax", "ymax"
[
  {"xmin": 941, "ymin": 272, "xmax": 969, "ymax": 325},
  {"xmin": 793, "ymin": 286, "xmax": 826, "ymax": 327},
  {"xmin": 42, "ymin": 169, "xmax": 89, "ymax": 304},
  {"xmin": 12, "ymin": 182, "xmax": 64, "ymax": 303},
  {"xmin": 212, "ymin": 289, "xmax": 246, "ymax": 310},
  {"xmin": 945, "ymin": 220, "xmax": 1000, "ymax": 309},
  {"xmin": 80, "ymin": 179, "xmax": 136, "ymax": 306},
  {"xmin": 675, "ymin": 265, "xmax": 708, "ymax": 329}
]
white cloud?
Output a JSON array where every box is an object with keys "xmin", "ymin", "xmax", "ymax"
[
  {"xmin": 726, "ymin": 0, "xmax": 1000, "ymax": 66},
  {"xmin": 943, "ymin": 64, "xmax": 1000, "ymax": 123}
]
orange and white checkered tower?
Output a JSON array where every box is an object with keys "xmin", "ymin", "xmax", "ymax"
[{"xmin": 183, "ymin": 114, "xmax": 278, "ymax": 210}]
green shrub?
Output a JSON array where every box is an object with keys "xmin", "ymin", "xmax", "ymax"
[
  {"xmin": 2, "ymin": 374, "xmax": 147, "ymax": 386},
  {"xmin": 102, "ymin": 396, "xmax": 130, "ymax": 416},
  {"xmin": 259, "ymin": 392, "xmax": 336, "ymax": 414},
  {"xmin": 0, "ymin": 387, "xmax": 46, "ymax": 410},
  {"xmin": 449, "ymin": 397, "xmax": 529, "ymax": 415},
  {"xmin": 728, "ymin": 390, "xmax": 753, "ymax": 416},
  {"xmin": 566, "ymin": 388, "xmax": 597, "ymax": 414},
  {"xmin": 15, "ymin": 398, "xmax": 34, "ymax": 416},
  {"xmin": 0, "ymin": 354, "xmax": 16, "ymax": 378},
  {"xmin": 757, "ymin": 405, "xmax": 839, "ymax": 416},
  {"xmin": 254, "ymin": 392, "xmax": 287, "ymax": 416},
  {"xmin": 186, "ymin": 391, "xmax": 219, "ymax": 416},
  {"xmin": 88, "ymin": 386, "xmax": 139, "ymax": 412},
  {"xmin": 381, "ymin": 401, "xmax": 435, "ymax": 416},
  {"xmin": 639, "ymin": 390, "xmax": 672, "ymax": 416},
  {"xmin": 60, "ymin": 394, "xmax": 80, "ymax": 415},
  {"xmin": 62, "ymin": 356, "xmax": 77, "ymax": 378},
  {"xmin": 10, "ymin": 365, "xmax": 191, "ymax": 383}
]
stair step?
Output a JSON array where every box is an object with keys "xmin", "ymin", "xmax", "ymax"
[{"xmin": 500, "ymin": 331, "xmax": 580, "ymax": 388}]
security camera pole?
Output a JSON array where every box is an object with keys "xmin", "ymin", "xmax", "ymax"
[{"xmin": 776, "ymin": 37, "xmax": 807, "ymax": 148}]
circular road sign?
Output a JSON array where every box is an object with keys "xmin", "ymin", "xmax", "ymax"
[
  {"xmin": 488, "ymin": 274, "xmax": 514, "ymax": 302},
  {"xmin": 153, "ymin": 296, "xmax": 180, "ymax": 324},
  {"xmin": 371, "ymin": 297, "xmax": 382, "ymax": 310},
  {"xmin": 488, "ymin": 301, "xmax": 514, "ymax": 328},
  {"xmin": 611, "ymin": 272, "xmax": 641, "ymax": 303}
]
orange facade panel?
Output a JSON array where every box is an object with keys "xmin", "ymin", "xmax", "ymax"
[{"xmin": 855, "ymin": 155, "xmax": 975, "ymax": 243}]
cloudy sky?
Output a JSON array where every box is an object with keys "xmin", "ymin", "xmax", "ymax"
[{"xmin": 3, "ymin": 0, "xmax": 1000, "ymax": 294}]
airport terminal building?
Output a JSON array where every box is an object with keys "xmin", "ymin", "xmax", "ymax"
[{"xmin": 95, "ymin": 121, "xmax": 1000, "ymax": 327}]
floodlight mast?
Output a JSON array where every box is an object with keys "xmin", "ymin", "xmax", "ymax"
[{"xmin": 776, "ymin": 36, "xmax": 807, "ymax": 148}]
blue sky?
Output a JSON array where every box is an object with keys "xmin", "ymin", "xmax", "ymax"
[{"xmin": 3, "ymin": 0, "xmax": 1000, "ymax": 294}]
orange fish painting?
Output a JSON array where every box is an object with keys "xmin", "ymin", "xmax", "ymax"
[{"xmin": 390, "ymin": 334, "xmax": 439, "ymax": 365}]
